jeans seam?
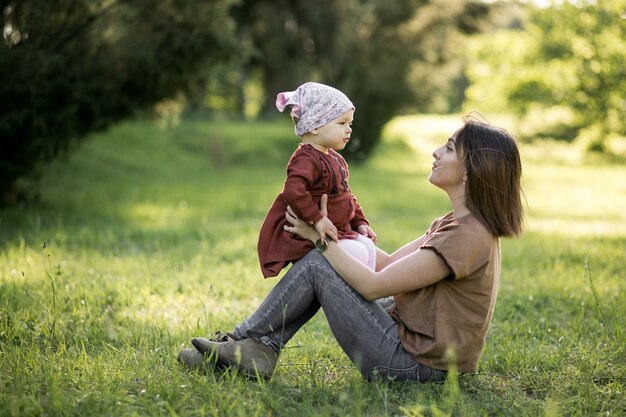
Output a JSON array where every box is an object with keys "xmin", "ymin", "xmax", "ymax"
[
  {"xmin": 374, "ymin": 364, "xmax": 421, "ymax": 373},
  {"xmin": 373, "ymin": 363, "xmax": 446, "ymax": 383},
  {"xmin": 373, "ymin": 363, "xmax": 422, "ymax": 381}
]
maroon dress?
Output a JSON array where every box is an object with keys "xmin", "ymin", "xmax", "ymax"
[{"xmin": 258, "ymin": 144, "xmax": 369, "ymax": 278}]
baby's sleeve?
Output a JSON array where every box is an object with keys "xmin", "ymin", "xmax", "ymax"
[{"xmin": 283, "ymin": 150, "xmax": 324, "ymax": 226}]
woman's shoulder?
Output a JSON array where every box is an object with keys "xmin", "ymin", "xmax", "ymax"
[
  {"xmin": 457, "ymin": 213, "xmax": 494, "ymax": 241},
  {"xmin": 431, "ymin": 212, "xmax": 487, "ymax": 230},
  {"xmin": 427, "ymin": 212, "xmax": 494, "ymax": 247},
  {"xmin": 423, "ymin": 212, "xmax": 497, "ymax": 279}
]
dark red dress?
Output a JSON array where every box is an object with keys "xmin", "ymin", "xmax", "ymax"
[{"xmin": 258, "ymin": 144, "xmax": 369, "ymax": 278}]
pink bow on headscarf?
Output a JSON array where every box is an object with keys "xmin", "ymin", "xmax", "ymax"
[{"xmin": 276, "ymin": 82, "xmax": 354, "ymax": 137}]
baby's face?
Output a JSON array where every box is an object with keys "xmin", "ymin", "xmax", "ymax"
[{"xmin": 309, "ymin": 110, "xmax": 354, "ymax": 153}]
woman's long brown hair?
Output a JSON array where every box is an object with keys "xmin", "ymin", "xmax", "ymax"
[{"xmin": 456, "ymin": 116, "xmax": 524, "ymax": 237}]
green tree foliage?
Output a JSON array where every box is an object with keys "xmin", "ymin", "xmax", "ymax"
[
  {"xmin": 0, "ymin": 0, "xmax": 491, "ymax": 206},
  {"xmin": 230, "ymin": 0, "xmax": 490, "ymax": 161},
  {"xmin": 465, "ymin": 1, "xmax": 626, "ymax": 147},
  {"xmin": 0, "ymin": 0, "xmax": 237, "ymax": 205},
  {"xmin": 336, "ymin": 0, "xmax": 491, "ymax": 160}
]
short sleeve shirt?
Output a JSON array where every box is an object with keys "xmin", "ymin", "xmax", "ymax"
[{"xmin": 388, "ymin": 212, "xmax": 500, "ymax": 372}]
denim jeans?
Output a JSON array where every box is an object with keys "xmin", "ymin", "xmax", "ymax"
[{"xmin": 233, "ymin": 250, "xmax": 446, "ymax": 383}]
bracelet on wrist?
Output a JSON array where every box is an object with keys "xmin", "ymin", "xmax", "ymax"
[{"xmin": 315, "ymin": 236, "xmax": 333, "ymax": 252}]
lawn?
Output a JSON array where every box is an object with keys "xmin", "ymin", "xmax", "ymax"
[{"xmin": 1, "ymin": 114, "xmax": 624, "ymax": 416}]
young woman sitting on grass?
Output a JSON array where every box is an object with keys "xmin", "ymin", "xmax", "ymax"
[{"xmin": 178, "ymin": 116, "xmax": 524, "ymax": 382}]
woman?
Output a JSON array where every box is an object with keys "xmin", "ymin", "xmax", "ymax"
[{"xmin": 178, "ymin": 116, "xmax": 524, "ymax": 382}]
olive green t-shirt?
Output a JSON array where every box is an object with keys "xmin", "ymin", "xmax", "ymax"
[{"xmin": 389, "ymin": 212, "xmax": 500, "ymax": 372}]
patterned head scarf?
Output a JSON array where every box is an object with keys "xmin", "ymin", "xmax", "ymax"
[{"xmin": 276, "ymin": 82, "xmax": 355, "ymax": 137}]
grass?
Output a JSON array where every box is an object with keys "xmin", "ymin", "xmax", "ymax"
[{"xmin": 1, "ymin": 114, "xmax": 625, "ymax": 416}]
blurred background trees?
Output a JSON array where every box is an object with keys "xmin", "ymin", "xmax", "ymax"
[
  {"xmin": 1, "ymin": 0, "xmax": 625, "ymax": 206},
  {"xmin": 0, "ymin": 0, "xmax": 238, "ymax": 204},
  {"xmin": 218, "ymin": 0, "xmax": 490, "ymax": 160},
  {"xmin": 464, "ymin": 0, "xmax": 626, "ymax": 149}
]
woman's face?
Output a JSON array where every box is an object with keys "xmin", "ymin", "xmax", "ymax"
[{"xmin": 429, "ymin": 127, "xmax": 465, "ymax": 190}]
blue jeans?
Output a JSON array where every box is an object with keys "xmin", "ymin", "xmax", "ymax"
[{"xmin": 233, "ymin": 250, "xmax": 446, "ymax": 382}]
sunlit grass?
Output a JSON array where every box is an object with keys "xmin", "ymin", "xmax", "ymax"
[{"xmin": 1, "ymin": 115, "xmax": 624, "ymax": 416}]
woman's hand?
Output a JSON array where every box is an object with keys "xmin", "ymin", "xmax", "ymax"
[
  {"xmin": 284, "ymin": 206, "xmax": 318, "ymax": 242},
  {"xmin": 285, "ymin": 195, "xmax": 331, "ymax": 243}
]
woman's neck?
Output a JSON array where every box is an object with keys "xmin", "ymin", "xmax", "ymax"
[{"xmin": 447, "ymin": 188, "xmax": 470, "ymax": 219}]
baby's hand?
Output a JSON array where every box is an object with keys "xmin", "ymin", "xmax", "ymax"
[
  {"xmin": 314, "ymin": 217, "xmax": 338, "ymax": 242},
  {"xmin": 357, "ymin": 224, "xmax": 377, "ymax": 243}
]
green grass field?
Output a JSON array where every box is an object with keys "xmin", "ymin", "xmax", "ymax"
[{"xmin": 1, "ymin": 115, "xmax": 624, "ymax": 416}]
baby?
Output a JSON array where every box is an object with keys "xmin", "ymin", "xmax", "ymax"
[{"xmin": 257, "ymin": 82, "xmax": 377, "ymax": 278}]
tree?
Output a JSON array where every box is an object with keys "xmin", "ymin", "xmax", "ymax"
[
  {"xmin": 464, "ymin": 0, "xmax": 626, "ymax": 148},
  {"xmin": 334, "ymin": 0, "xmax": 492, "ymax": 160},
  {"xmin": 231, "ymin": 0, "xmax": 490, "ymax": 161},
  {"xmin": 0, "ymin": 0, "xmax": 238, "ymax": 205}
]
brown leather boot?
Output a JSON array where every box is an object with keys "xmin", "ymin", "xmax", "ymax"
[
  {"xmin": 177, "ymin": 348, "xmax": 218, "ymax": 373},
  {"xmin": 192, "ymin": 337, "xmax": 278, "ymax": 380}
]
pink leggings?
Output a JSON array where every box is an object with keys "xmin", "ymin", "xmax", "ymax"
[{"xmin": 338, "ymin": 234, "xmax": 376, "ymax": 270}]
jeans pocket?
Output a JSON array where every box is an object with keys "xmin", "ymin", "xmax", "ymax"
[{"xmin": 373, "ymin": 363, "xmax": 447, "ymax": 383}]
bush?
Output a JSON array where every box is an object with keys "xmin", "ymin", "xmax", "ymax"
[{"xmin": 0, "ymin": 0, "xmax": 237, "ymax": 205}]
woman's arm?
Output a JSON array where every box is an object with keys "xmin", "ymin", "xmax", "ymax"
[
  {"xmin": 285, "ymin": 199, "xmax": 450, "ymax": 301},
  {"xmin": 322, "ymin": 239, "xmax": 449, "ymax": 300},
  {"xmin": 374, "ymin": 235, "xmax": 427, "ymax": 271}
]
